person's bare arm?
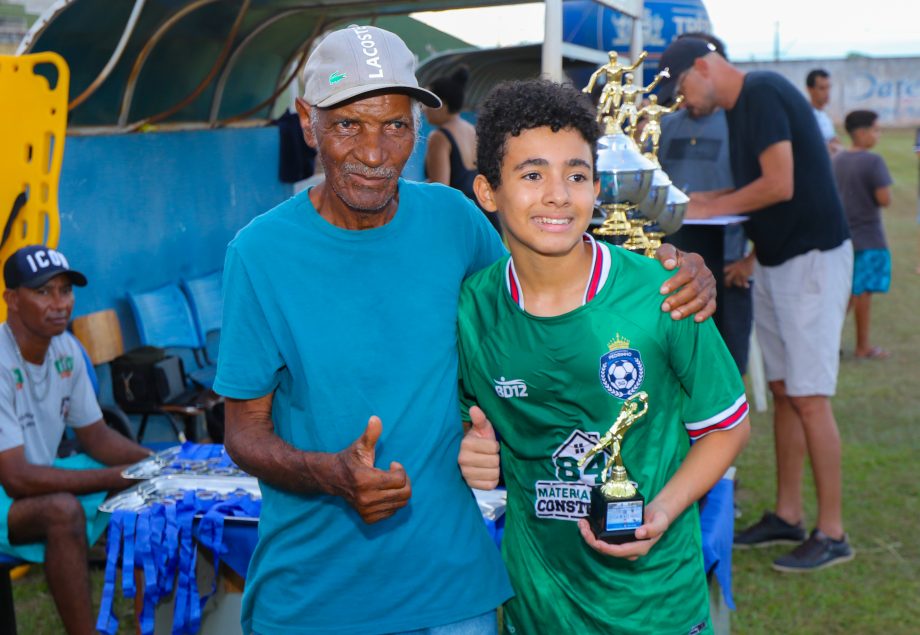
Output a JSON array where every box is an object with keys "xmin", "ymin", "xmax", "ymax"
[
  {"xmin": 687, "ymin": 141, "xmax": 793, "ymax": 219},
  {"xmin": 0, "ymin": 445, "xmax": 131, "ymax": 498},
  {"xmin": 74, "ymin": 419, "xmax": 151, "ymax": 466},
  {"xmin": 579, "ymin": 416, "xmax": 750, "ymax": 559},
  {"xmin": 224, "ymin": 394, "xmax": 411, "ymax": 524},
  {"xmin": 654, "ymin": 244, "xmax": 717, "ymax": 322},
  {"xmin": 874, "ymin": 185, "xmax": 892, "ymax": 208},
  {"xmin": 724, "ymin": 251, "xmax": 756, "ymax": 289},
  {"xmin": 682, "ymin": 187, "xmax": 734, "ymax": 203},
  {"xmin": 425, "ymin": 130, "xmax": 451, "ymax": 186}
]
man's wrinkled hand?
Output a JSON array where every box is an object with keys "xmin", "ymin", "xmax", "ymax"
[
  {"xmin": 458, "ymin": 406, "xmax": 500, "ymax": 490},
  {"xmin": 333, "ymin": 416, "xmax": 411, "ymax": 524},
  {"xmin": 655, "ymin": 245, "xmax": 717, "ymax": 322}
]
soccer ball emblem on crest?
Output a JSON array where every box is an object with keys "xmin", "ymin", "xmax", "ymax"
[
  {"xmin": 609, "ymin": 359, "xmax": 638, "ymax": 391},
  {"xmin": 599, "ymin": 333, "xmax": 645, "ymax": 399}
]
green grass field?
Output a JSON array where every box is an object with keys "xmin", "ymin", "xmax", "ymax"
[{"xmin": 10, "ymin": 129, "xmax": 920, "ymax": 634}]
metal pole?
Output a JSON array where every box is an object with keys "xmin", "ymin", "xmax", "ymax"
[
  {"xmin": 630, "ymin": 1, "xmax": 645, "ymax": 80},
  {"xmin": 542, "ymin": 0, "xmax": 563, "ymax": 81}
]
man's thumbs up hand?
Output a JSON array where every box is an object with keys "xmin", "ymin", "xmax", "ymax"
[{"xmin": 333, "ymin": 416, "xmax": 411, "ymax": 524}]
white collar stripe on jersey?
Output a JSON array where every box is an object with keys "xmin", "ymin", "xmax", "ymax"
[{"xmin": 506, "ymin": 234, "xmax": 610, "ymax": 311}]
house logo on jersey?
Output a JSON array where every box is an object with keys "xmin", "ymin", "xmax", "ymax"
[
  {"xmin": 599, "ymin": 333, "xmax": 645, "ymax": 399},
  {"xmin": 534, "ymin": 430, "xmax": 609, "ymax": 521},
  {"xmin": 493, "ymin": 377, "xmax": 528, "ymax": 398}
]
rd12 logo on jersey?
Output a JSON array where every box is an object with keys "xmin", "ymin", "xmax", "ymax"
[
  {"xmin": 534, "ymin": 430, "xmax": 610, "ymax": 521},
  {"xmin": 493, "ymin": 377, "xmax": 528, "ymax": 398},
  {"xmin": 599, "ymin": 333, "xmax": 645, "ymax": 399}
]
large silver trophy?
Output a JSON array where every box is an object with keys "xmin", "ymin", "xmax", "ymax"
[{"xmin": 585, "ymin": 54, "xmax": 689, "ymax": 257}]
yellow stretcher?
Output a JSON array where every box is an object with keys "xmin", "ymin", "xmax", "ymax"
[{"xmin": 0, "ymin": 52, "xmax": 68, "ymax": 321}]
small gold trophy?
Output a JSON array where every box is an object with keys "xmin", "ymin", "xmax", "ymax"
[{"xmin": 578, "ymin": 391, "xmax": 649, "ymax": 543}]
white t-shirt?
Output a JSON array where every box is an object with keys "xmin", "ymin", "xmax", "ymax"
[
  {"xmin": 0, "ymin": 325, "xmax": 102, "ymax": 465},
  {"xmin": 813, "ymin": 107, "xmax": 836, "ymax": 143}
]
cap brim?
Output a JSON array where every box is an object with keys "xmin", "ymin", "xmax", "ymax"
[
  {"xmin": 22, "ymin": 269, "xmax": 88, "ymax": 289},
  {"xmin": 656, "ymin": 75, "xmax": 679, "ymax": 103},
  {"xmin": 314, "ymin": 84, "xmax": 442, "ymax": 109}
]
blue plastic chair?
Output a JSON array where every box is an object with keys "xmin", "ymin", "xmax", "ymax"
[
  {"xmin": 127, "ymin": 283, "xmax": 201, "ymax": 351},
  {"xmin": 181, "ymin": 271, "xmax": 222, "ymax": 363},
  {"xmin": 126, "ymin": 283, "xmax": 214, "ymax": 389}
]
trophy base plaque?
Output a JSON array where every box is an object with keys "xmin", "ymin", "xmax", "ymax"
[{"xmin": 587, "ymin": 485, "xmax": 645, "ymax": 544}]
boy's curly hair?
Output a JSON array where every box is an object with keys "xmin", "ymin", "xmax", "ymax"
[{"xmin": 475, "ymin": 79, "xmax": 601, "ymax": 188}]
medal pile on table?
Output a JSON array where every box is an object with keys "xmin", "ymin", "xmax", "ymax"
[{"xmin": 96, "ymin": 443, "xmax": 261, "ymax": 635}]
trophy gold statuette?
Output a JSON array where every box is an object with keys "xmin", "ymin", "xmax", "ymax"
[{"xmin": 578, "ymin": 392, "xmax": 649, "ymax": 543}]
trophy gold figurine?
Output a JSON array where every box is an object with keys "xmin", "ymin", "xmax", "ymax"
[
  {"xmin": 612, "ymin": 69, "xmax": 669, "ymax": 138},
  {"xmin": 582, "ymin": 50, "xmax": 647, "ymax": 122},
  {"xmin": 638, "ymin": 94, "xmax": 683, "ymax": 159},
  {"xmin": 578, "ymin": 392, "xmax": 649, "ymax": 543}
]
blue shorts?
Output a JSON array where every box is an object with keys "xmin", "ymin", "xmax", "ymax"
[
  {"xmin": 852, "ymin": 249, "xmax": 891, "ymax": 296},
  {"xmin": 0, "ymin": 454, "xmax": 110, "ymax": 562}
]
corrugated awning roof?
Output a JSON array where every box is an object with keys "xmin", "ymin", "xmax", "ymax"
[
  {"xmin": 417, "ymin": 42, "xmax": 608, "ymax": 110},
  {"xmin": 17, "ymin": 0, "xmax": 528, "ymax": 130}
]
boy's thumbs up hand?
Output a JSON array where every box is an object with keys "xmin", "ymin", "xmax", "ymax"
[{"xmin": 458, "ymin": 406, "xmax": 500, "ymax": 490}]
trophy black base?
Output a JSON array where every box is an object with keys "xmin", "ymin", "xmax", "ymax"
[{"xmin": 587, "ymin": 486, "xmax": 645, "ymax": 544}]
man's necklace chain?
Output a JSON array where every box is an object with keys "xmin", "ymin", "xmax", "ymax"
[{"xmin": 4, "ymin": 323, "xmax": 52, "ymax": 402}]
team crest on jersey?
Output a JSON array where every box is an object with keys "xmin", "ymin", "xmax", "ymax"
[
  {"xmin": 599, "ymin": 333, "xmax": 645, "ymax": 399},
  {"xmin": 12, "ymin": 369, "xmax": 23, "ymax": 390},
  {"xmin": 493, "ymin": 377, "xmax": 528, "ymax": 398},
  {"xmin": 54, "ymin": 356, "xmax": 74, "ymax": 378},
  {"xmin": 534, "ymin": 430, "xmax": 609, "ymax": 521}
]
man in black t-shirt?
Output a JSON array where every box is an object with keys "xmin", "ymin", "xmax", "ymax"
[{"xmin": 656, "ymin": 38, "xmax": 854, "ymax": 573}]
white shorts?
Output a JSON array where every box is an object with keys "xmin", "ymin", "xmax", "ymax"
[{"xmin": 753, "ymin": 240, "xmax": 853, "ymax": 397}]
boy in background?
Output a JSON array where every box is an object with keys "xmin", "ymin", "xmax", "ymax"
[
  {"xmin": 456, "ymin": 79, "xmax": 749, "ymax": 634},
  {"xmin": 833, "ymin": 110, "xmax": 893, "ymax": 359}
]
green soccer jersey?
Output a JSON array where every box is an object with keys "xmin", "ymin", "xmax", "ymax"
[{"xmin": 457, "ymin": 236, "xmax": 748, "ymax": 635}]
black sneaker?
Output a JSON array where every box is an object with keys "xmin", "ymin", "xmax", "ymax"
[
  {"xmin": 734, "ymin": 511, "xmax": 806, "ymax": 549},
  {"xmin": 772, "ymin": 529, "xmax": 854, "ymax": 572}
]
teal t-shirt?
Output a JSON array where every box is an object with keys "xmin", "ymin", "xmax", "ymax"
[{"xmin": 214, "ymin": 180, "xmax": 512, "ymax": 635}]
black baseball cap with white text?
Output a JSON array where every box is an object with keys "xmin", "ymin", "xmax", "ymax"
[{"xmin": 4, "ymin": 245, "xmax": 88, "ymax": 290}]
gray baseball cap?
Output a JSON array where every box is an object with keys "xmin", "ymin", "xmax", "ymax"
[{"xmin": 303, "ymin": 25, "xmax": 441, "ymax": 109}]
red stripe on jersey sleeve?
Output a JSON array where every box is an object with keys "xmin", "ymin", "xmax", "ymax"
[{"xmin": 686, "ymin": 400, "xmax": 749, "ymax": 440}]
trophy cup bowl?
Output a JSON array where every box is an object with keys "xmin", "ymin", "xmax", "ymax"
[
  {"xmin": 596, "ymin": 131, "xmax": 656, "ymax": 205},
  {"xmin": 657, "ymin": 184, "xmax": 690, "ymax": 235},
  {"xmin": 637, "ymin": 168, "xmax": 671, "ymax": 221}
]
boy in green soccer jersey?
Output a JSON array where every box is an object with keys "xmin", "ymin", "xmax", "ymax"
[{"xmin": 456, "ymin": 79, "xmax": 750, "ymax": 634}]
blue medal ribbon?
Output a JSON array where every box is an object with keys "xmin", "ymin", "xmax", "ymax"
[
  {"xmin": 121, "ymin": 510, "xmax": 137, "ymax": 599},
  {"xmin": 172, "ymin": 491, "xmax": 197, "ymax": 635},
  {"xmin": 95, "ymin": 509, "xmax": 124, "ymax": 635}
]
